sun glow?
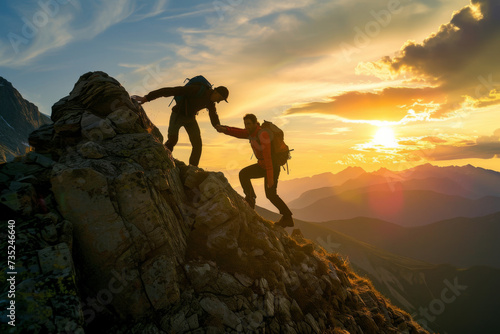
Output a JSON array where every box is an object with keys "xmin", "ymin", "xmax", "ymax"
[{"xmin": 373, "ymin": 127, "xmax": 399, "ymax": 148}]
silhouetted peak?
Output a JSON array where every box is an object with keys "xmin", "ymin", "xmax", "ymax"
[{"xmin": 0, "ymin": 76, "xmax": 51, "ymax": 162}]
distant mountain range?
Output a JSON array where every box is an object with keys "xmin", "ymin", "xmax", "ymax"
[
  {"xmin": 291, "ymin": 187, "xmax": 500, "ymax": 226},
  {"xmin": 0, "ymin": 76, "xmax": 51, "ymax": 162},
  {"xmin": 310, "ymin": 212, "xmax": 500, "ymax": 269},
  {"xmin": 257, "ymin": 208, "xmax": 500, "ymax": 334},
  {"xmin": 287, "ymin": 164, "xmax": 500, "ymax": 226}
]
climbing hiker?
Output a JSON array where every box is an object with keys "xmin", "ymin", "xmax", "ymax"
[
  {"xmin": 132, "ymin": 76, "xmax": 228, "ymax": 167},
  {"xmin": 216, "ymin": 114, "xmax": 294, "ymax": 228}
]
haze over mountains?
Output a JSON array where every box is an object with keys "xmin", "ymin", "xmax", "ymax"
[
  {"xmin": 0, "ymin": 76, "xmax": 51, "ymax": 162},
  {"xmin": 273, "ymin": 164, "xmax": 500, "ymax": 226}
]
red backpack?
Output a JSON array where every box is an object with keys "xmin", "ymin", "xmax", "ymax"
[{"xmin": 259, "ymin": 120, "xmax": 291, "ymax": 167}]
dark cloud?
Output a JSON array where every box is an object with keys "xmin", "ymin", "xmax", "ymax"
[
  {"xmin": 421, "ymin": 128, "xmax": 500, "ymax": 161},
  {"xmin": 287, "ymin": 0, "xmax": 500, "ymax": 120},
  {"xmin": 372, "ymin": 0, "xmax": 500, "ymax": 116},
  {"xmin": 285, "ymin": 87, "xmax": 445, "ymax": 121}
]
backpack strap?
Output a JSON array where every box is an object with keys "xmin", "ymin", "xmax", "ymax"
[
  {"xmin": 251, "ymin": 128, "xmax": 270, "ymax": 146},
  {"xmin": 195, "ymin": 84, "xmax": 208, "ymax": 98}
]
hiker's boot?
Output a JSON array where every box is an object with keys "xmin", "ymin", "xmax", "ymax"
[
  {"xmin": 245, "ymin": 196, "xmax": 256, "ymax": 209},
  {"xmin": 276, "ymin": 214, "xmax": 294, "ymax": 228}
]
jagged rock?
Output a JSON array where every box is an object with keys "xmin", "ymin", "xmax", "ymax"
[
  {"xmin": 28, "ymin": 123, "xmax": 55, "ymax": 153},
  {"xmin": 141, "ymin": 255, "xmax": 180, "ymax": 309},
  {"xmin": 199, "ymin": 296, "xmax": 242, "ymax": 330},
  {"xmin": 290, "ymin": 299, "xmax": 303, "ymax": 319},
  {"xmin": 234, "ymin": 272, "xmax": 253, "ymax": 288},
  {"xmin": 25, "ymin": 151, "xmax": 56, "ymax": 168},
  {"xmin": 80, "ymin": 111, "xmax": 116, "ymax": 141},
  {"xmin": 78, "ymin": 141, "xmax": 107, "ymax": 159},
  {"xmin": 38, "ymin": 243, "xmax": 73, "ymax": 274},
  {"xmin": 107, "ymin": 108, "xmax": 139, "ymax": 133},
  {"xmin": 54, "ymin": 110, "xmax": 82, "ymax": 134},
  {"xmin": 274, "ymin": 295, "xmax": 292, "ymax": 321},
  {"xmin": 0, "ymin": 181, "xmax": 37, "ymax": 215},
  {"xmin": 0, "ymin": 72, "xmax": 428, "ymax": 334}
]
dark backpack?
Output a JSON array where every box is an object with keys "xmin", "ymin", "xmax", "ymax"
[
  {"xmin": 258, "ymin": 120, "xmax": 291, "ymax": 167},
  {"xmin": 169, "ymin": 75, "xmax": 213, "ymax": 109}
]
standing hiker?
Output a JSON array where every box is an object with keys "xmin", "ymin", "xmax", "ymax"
[
  {"xmin": 216, "ymin": 114, "xmax": 294, "ymax": 228},
  {"xmin": 133, "ymin": 76, "xmax": 229, "ymax": 167}
]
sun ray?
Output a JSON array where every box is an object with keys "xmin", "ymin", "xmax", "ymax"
[{"xmin": 373, "ymin": 127, "xmax": 399, "ymax": 148}]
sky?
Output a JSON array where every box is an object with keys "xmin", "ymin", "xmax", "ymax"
[{"xmin": 1, "ymin": 0, "xmax": 499, "ymax": 185}]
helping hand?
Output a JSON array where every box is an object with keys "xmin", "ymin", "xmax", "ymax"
[
  {"xmin": 215, "ymin": 125, "xmax": 227, "ymax": 133},
  {"xmin": 131, "ymin": 95, "xmax": 147, "ymax": 104}
]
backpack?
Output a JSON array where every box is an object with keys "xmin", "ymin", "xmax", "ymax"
[
  {"xmin": 259, "ymin": 120, "xmax": 291, "ymax": 167},
  {"xmin": 169, "ymin": 75, "xmax": 213, "ymax": 109}
]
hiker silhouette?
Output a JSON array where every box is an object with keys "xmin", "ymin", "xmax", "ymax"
[
  {"xmin": 133, "ymin": 76, "xmax": 228, "ymax": 167},
  {"xmin": 216, "ymin": 114, "xmax": 294, "ymax": 228}
]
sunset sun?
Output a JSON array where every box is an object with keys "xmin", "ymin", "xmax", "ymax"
[{"xmin": 373, "ymin": 127, "xmax": 398, "ymax": 148}]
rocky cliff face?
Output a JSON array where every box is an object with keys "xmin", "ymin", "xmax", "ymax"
[
  {"xmin": 0, "ymin": 72, "xmax": 428, "ymax": 334},
  {"xmin": 0, "ymin": 77, "xmax": 51, "ymax": 162}
]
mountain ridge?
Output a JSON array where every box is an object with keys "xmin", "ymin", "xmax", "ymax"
[
  {"xmin": 290, "ymin": 187, "xmax": 500, "ymax": 226},
  {"xmin": 315, "ymin": 212, "xmax": 500, "ymax": 268},
  {"xmin": 0, "ymin": 76, "xmax": 51, "ymax": 163}
]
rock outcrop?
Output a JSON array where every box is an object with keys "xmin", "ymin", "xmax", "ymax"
[
  {"xmin": 0, "ymin": 76, "xmax": 51, "ymax": 163},
  {"xmin": 0, "ymin": 72, "xmax": 428, "ymax": 334}
]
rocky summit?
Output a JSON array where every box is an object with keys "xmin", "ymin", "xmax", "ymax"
[{"xmin": 0, "ymin": 72, "xmax": 428, "ymax": 334}]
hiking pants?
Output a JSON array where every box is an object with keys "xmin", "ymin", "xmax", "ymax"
[
  {"xmin": 165, "ymin": 111, "xmax": 202, "ymax": 166},
  {"xmin": 239, "ymin": 163, "xmax": 292, "ymax": 216}
]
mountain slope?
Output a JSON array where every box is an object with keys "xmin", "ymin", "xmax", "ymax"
[
  {"xmin": 0, "ymin": 76, "xmax": 51, "ymax": 162},
  {"xmin": 0, "ymin": 72, "xmax": 426, "ymax": 334},
  {"xmin": 317, "ymin": 212, "xmax": 500, "ymax": 268},
  {"xmin": 401, "ymin": 163, "xmax": 500, "ymax": 199},
  {"xmin": 256, "ymin": 207, "xmax": 500, "ymax": 334}
]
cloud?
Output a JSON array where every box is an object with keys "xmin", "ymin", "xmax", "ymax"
[
  {"xmin": 284, "ymin": 0, "xmax": 500, "ymax": 122},
  {"xmin": 0, "ymin": 0, "xmax": 167, "ymax": 67},
  {"xmin": 120, "ymin": 0, "xmax": 462, "ymax": 122},
  {"xmin": 421, "ymin": 136, "xmax": 447, "ymax": 144},
  {"xmin": 398, "ymin": 140, "xmax": 418, "ymax": 146},
  {"xmin": 319, "ymin": 127, "xmax": 352, "ymax": 136},
  {"xmin": 126, "ymin": 0, "xmax": 169, "ymax": 22},
  {"xmin": 284, "ymin": 86, "xmax": 446, "ymax": 122},
  {"xmin": 359, "ymin": 0, "xmax": 500, "ymax": 117},
  {"xmin": 160, "ymin": 6, "xmax": 215, "ymax": 21},
  {"xmin": 420, "ymin": 128, "xmax": 500, "ymax": 161}
]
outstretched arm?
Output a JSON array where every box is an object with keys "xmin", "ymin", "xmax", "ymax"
[
  {"xmin": 217, "ymin": 126, "xmax": 249, "ymax": 139},
  {"xmin": 207, "ymin": 104, "xmax": 221, "ymax": 128},
  {"xmin": 132, "ymin": 86, "xmax": 197, "ymax": 104}
]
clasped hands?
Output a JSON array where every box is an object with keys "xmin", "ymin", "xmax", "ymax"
[{"xmin": 215, "ymin": 125, "xmax": 227, "ymax": 133}]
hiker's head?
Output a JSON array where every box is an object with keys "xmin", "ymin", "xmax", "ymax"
[
  {"xmin": 243, "ymin": 114, "xmax": 259, "ymax": 133},
  {"xmin": 211, "ymin": 86, "xmax": 229, "ymax": 103}
]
